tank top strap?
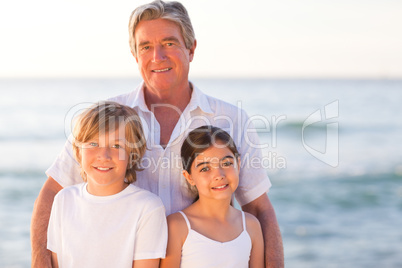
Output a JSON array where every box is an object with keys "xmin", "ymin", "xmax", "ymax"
[
  {"xmin": 178, "ymin": 211, "xmax": 192, "ymax": 230},
  {"xmin": 241, "ymin": 211, "xmax": 246, "ymax": 231}
]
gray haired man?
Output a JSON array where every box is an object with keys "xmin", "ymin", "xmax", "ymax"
[{"xmin": 31, "ymin": 1, "xmax": 284, "ymax": 267}]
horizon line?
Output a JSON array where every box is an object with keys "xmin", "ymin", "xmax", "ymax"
[{"xmin": 1, "ymin": 75, "xmax": 402, "ymax": 81}]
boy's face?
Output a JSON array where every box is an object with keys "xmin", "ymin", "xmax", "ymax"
[{"xmin": 80, "ymin": 126, "xmax": 129, "ymax": 196}]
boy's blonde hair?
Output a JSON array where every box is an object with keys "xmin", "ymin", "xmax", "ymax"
[{"xmin": 72, "ymin": 101, "xmax": 146, "ymax": 183}]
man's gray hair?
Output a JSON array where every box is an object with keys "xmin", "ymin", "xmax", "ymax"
[{"xmin": 129, "ymin": 0, "xmax": 196, "ymax": 56}]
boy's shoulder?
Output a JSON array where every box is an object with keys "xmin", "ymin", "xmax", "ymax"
[
  {"xmin": 56, "ymin": 182, "xmax": 85, "ymax": 198},
  {"xmin": 127, "ymin": 184, "xmax": 159, "ymax": 199},
  {"xmin": 126, "ymin": 184, "xmax": 165, "ymax": 210}
]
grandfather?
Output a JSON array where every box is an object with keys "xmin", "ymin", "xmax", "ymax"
[{"xmin": 31, "ymin": 1, "xmax": 284, "ymax": 267}]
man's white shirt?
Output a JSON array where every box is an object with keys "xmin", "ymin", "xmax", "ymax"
[{"xmin": 46, "ymin": 82, "xmax": 272, "ymax": 215}]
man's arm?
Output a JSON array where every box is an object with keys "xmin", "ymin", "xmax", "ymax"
[
  {"xmin": 51, "ymin": 252, "xmax": 59, "ymax": 268},
  {"xmin": 31, "ymin": 177, "xmax": 63, "ymax": 268},
  {"xmin": 132, "ymin": 259, "xmax": 160, "ymax": 268},
  {"xmin": 242, "ymin": 193, "xmax": 284, "ymax": 268}
]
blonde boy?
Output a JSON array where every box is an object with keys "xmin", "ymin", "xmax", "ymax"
[{"xmin": 47, "ymin": 101, "xmax": 167, "ymax": 268}]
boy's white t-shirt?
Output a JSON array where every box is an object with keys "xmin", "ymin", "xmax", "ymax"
[{"xmin": 47, "ymin": 183, "xmax": 167, "ymax": 268}]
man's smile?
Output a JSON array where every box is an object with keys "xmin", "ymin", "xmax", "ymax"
[{"xmin": 152, "ymin": 67, "xmax": 172, "ymax": 73}]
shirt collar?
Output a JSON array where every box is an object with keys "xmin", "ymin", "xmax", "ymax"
[
  {"xmin": 132, "ymin": 81, "xmax": 150, "ymax": 113},
  {"xmin": 186, "ymin": 82, "xmax": 214, "ymax": 114},
  {"xmin": 132, "ymin": 81, "xmax": 214, "ymax": 115}
]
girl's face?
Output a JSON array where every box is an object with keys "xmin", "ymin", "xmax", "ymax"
[
  {"xmin": 183, "ymin": 143, "xmax": 240, "ymax": 201},
  {"xmin": 81, "ymin": 126, "xmax": 129, "ymax": 196}
]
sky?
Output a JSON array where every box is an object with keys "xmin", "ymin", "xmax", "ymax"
[{"xmin": 1, "ymin": 0, "xmax": 401, "ymax": 79}]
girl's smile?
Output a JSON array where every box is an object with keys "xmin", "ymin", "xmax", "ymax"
[{"xmin": 184, "ymin": 143, "xmax": 240, "ymax": 200}]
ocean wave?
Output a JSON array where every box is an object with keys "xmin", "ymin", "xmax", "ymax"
[
  {"xmin": 0, "ymin": 135, "xmax": 65, "ymax": 142},
  {"xmin": 0, "ymin": 170, "xmax": 46, "ymax": 179}
]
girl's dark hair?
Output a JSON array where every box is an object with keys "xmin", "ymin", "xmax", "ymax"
[{"xmin": 181, "ymin": 125, "xmax": 239, "ymax": 174}]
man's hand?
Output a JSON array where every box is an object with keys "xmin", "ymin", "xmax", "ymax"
[
  {"xmin": 31, "ymin": 177, "xmax": 62, "ymax": 268},
  {"xmin": 242, "ymin": 193, "xmax": 284, "ymax": 268}
]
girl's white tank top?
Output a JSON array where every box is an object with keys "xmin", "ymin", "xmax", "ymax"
[{"xmin": 178, "ymin": 210, "xmax": 252, "ymax": 268}]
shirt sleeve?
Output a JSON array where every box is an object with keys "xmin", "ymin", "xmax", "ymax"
[
  {"xmin": 46, "ymin": 135, "xmax": 83, "ymax": 188},
  {"xmin": 47, "ymin": 193, "xmax": 62, "ymax": 253},
  {"xmin": 234, "ymin": 109, "xmax": 272, "ymax": 206},
  {"xmin": 133, "ymin": 203, "xmax": 168, "ymax": 260}
]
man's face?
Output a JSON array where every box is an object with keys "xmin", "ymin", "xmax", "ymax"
[{"xmin": 134, "ymin": 18, "xmax": 195, "ymax": 96}]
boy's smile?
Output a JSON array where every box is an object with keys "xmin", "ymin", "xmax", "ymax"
[{"xmin": 81, "ymin": 127, "xmax": 129, "ymax": 196}]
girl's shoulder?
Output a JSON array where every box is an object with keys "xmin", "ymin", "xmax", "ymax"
[
  {"xmin": 167, "ymin": 211, "xmax": 188, "ymax": 226},
  {"xmin": 229, "ymin": 207, "xmax": 260, "ymax": 229},
  {"xmin": 166, "ymin": 211, "xmax": 190, "ymax": 243},
  {"xmin": 243, "ymin": 211, "xmax": 260, "ymax": 225},
  {"xmin": 243, "ymin": 211, "xmax": 263, "ymax": 239}
]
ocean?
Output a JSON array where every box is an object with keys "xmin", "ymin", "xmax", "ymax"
[{"xmin": 0, "ymin": 78, "xmax": 401, "ymax": 267}]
